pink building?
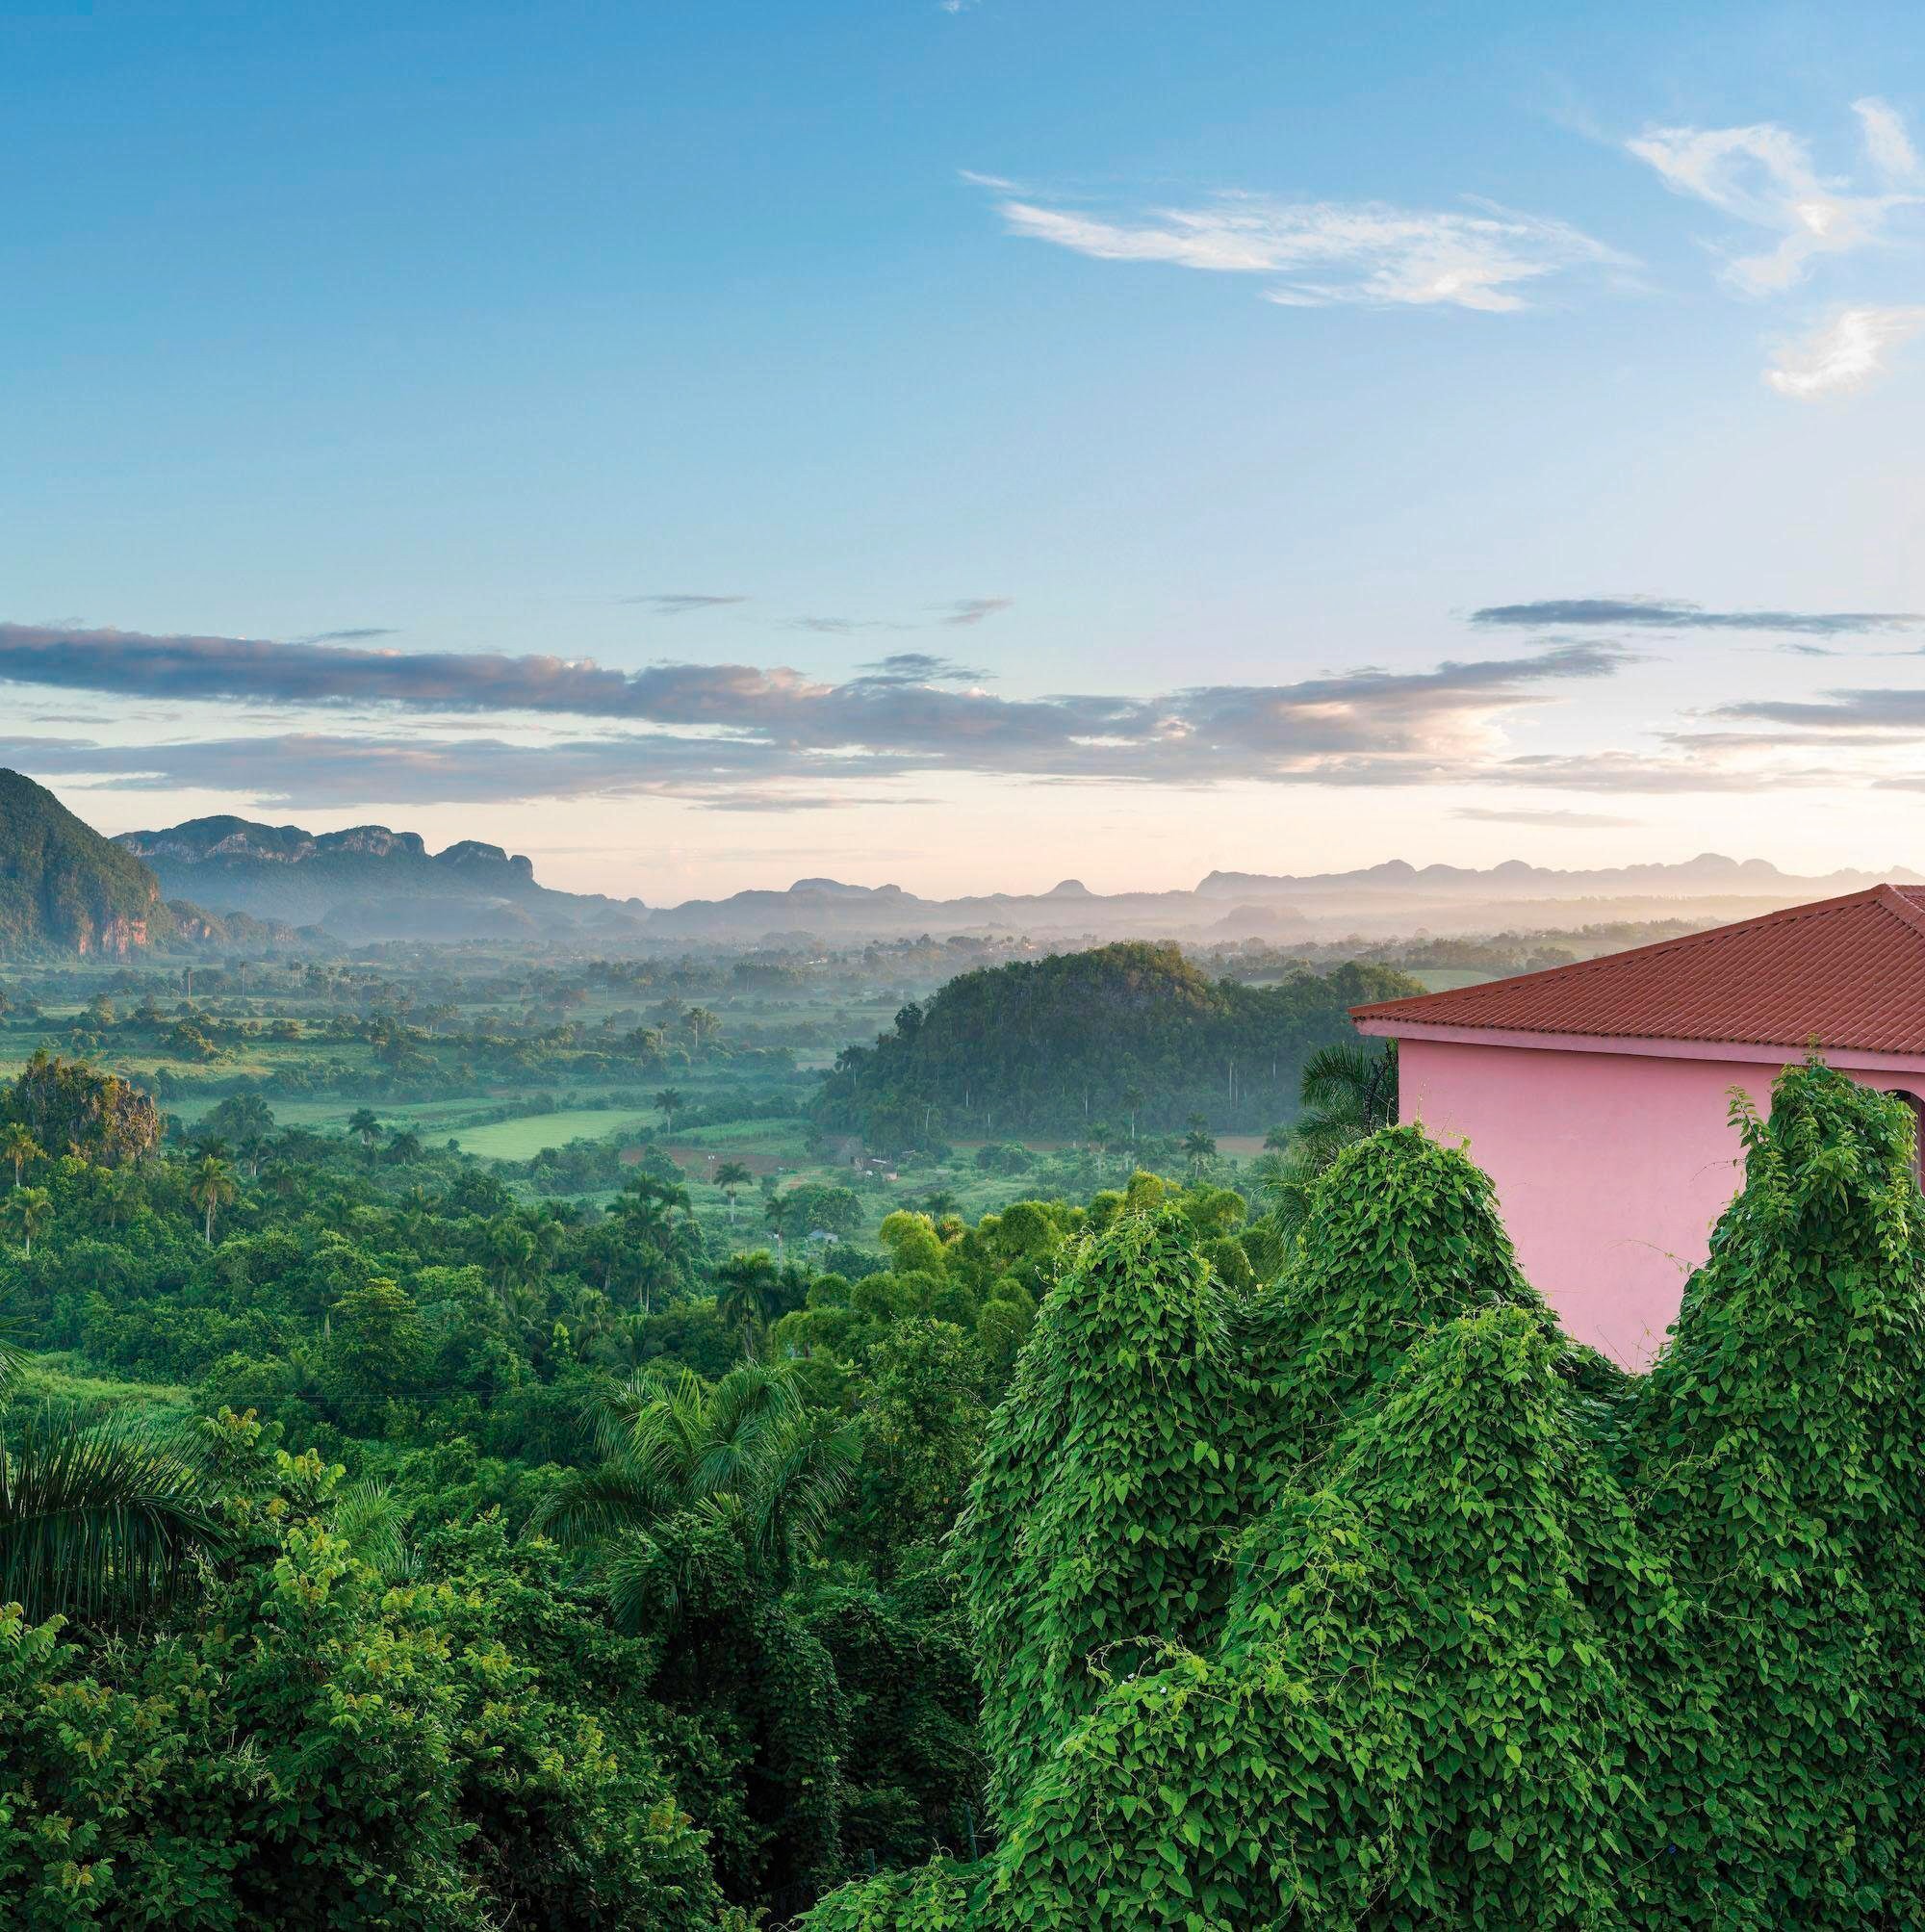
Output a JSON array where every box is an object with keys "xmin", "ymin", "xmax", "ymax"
[{"xmin": 1349, "ymin": 885, "xmax": 1925, "ymax": 1369}]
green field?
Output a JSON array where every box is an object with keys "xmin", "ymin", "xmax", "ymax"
[{"xmin": 454, "ymin": 1108, "xmax": 660, "ymax": 1160}]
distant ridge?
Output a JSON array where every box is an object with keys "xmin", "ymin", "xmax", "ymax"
[
  {"xmin": 10, "ymin": 773, "xmax": 1913, "ymax": 949},
  {"xmin": 646, "ymin": 854, "xmax": 1921, "ymax": 941},
  {"xmin": 115, "ymin": 811, "xmax": 650, "ymax": 940},
  {"xmin": 1192, "ymin": 852, "xmax": 1923, "ymax": 898}
]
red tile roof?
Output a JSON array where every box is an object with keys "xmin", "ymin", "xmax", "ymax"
[{"xmin": 1350, "ymin": 885, "xmax": 1925, "ymax": 1056}]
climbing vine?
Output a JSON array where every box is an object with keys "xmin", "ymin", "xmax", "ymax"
[{"xmin": 805, "ymin": 1059, "xmax": 1925, "ymax": 1930}]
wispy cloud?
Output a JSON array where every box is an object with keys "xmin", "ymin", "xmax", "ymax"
[
  {"xmin": 622, "ymin": 593, "xmax": 750, "ymax": 614},
  {"xmin": 1856, "ymin": 96, "xmax": 1921, "ymax": 183},
  {"xmin": 297, "ymin": 627, "xmax": 398, "ymax": 644},
  {"xmin": 1486, "ymin": 750, "xmax": 1846, "ymax": 793},
  {"xmin": 939, "ymin": 597, "xmax": 1013, "ymax": 626},
  {"xmin": 856, "ymin": 653, "xmax": 988, "ymax": 684},
  {"xmin": 1453, "ymin": 806, "xmax": 1639, "ymax": 828},
  {"xmin": 1628, "ymin": 107, "xmax": 1918, "ymax": 296},
  {"xmin": 987, "ymin": 189, "xmax": 1630, "ymax": 313},
  {"xmin": 789, "ymin": 615, "xmax": 912, "ymax": 634},
  {"xmin": 1765, "ymin": 305, "xmax": 1925, "ymax": 398},
  {"xmin": 1470, "ymin": 596, "xmax": 1923, "ymax": 635}
]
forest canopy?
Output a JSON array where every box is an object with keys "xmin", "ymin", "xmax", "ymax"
[{"xmin": 811, "ymin": 942, "xmax": 1419, "ymax": 1145}]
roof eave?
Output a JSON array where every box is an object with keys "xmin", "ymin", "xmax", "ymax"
[{"xmin": 1357, "ymin": 1013, "xmax": 1925, "ymax": 1075}]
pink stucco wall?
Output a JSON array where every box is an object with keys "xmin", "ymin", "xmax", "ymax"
[{"xmin": 1389, "ymin": 1035, "xmax": 1925, "ymax": 1369}]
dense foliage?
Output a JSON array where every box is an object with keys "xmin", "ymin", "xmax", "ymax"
[
  {"xmin": 813, "ymin": 940, "xmax": 1419, "ymax": 1144},
  {"xmin": 6, "ymin": 901, "xmax": 1923, "ymax": 1932},
  {"xmin": 807, "ymin": 1059, "xmax": 1925, "ymax": 1929}
]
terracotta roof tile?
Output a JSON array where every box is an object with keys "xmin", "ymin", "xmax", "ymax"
[{"xmin": 1350, "ymin": 885, "xmax": 1925, "ymax": 1055}]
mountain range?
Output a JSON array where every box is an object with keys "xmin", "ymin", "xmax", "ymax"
[
  {"xmin": 114, "ymin": 813, "xmax": 652, "ymax": 941},
  {"xmin": 3, "ymin": 769, "xmax": 1916, "ymax": 954}
]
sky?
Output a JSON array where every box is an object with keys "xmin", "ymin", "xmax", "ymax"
[{"xmin": 8, "ymin": 0, "xmax": 1925, "ymax": 902}]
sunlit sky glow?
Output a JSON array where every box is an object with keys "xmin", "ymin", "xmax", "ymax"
[{"xmin": 8, "ymin": 1, "xmax": 1925, "ymax": 901}]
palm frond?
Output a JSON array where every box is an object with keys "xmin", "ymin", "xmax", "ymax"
[
  {"xmin": 1297, "ymin": 1042, "xmax": 1383, "ymax": 1115},
  {"xmin": 751, "ymin": 1410, "xmax": 859, "ymax": 1584},
  {"xmin": 524, "ymin": 1457, "xmax": 676, "ymax": 1548},
  {"xmin": 0, "ymin": 1411, "xmax": 226, "ymax": 1623},
  {"xmin": 332, "ymin": 1475, "xmax": 414, "ymax": 1581}
]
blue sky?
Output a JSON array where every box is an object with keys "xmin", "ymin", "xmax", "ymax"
[{"xmin": 8, "ymin": 0, "xmax": 1925, "ymax": 899}]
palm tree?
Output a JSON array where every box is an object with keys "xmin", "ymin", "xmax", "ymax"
[
  {"xmin": 188, "ymin": 1155, "xmax": 238, "ymax": 1245},
  {"xmin": 714, "ymin": 1249, "xmax": 786, "ymax": 1354},
  {"xmin": 527, "ymin": 1360, "xmax": 857, "ymax": 1594},
  {"xmin": 386, "ymin": 1128, "xmax": 424, "ymax": 1165},
  {"xmin": 97, "ymin": 1164, "xmax": 145, "ymax": 1230},
  {"xmin": 484, "ymin": 1215, "xmax": 538, "ymax": 1301},
  {"xmin": 1121, "ymin": 1084, "xmax": 1144, "ymax": 1144},
  {"xmin": 920, "ymin": 1188, "xmax": 960, "ymax": 1219},
  {"xmin": 0, "ymin": 1404, "xmax": 226, "ymax": 1622},
  {"xmin": 346, "ymin": 1108, "xmax": 382, "ymax": 1154},
  {"xmin": 685, "ymin": 1007, "xmax": 722, "ymax": 1054},
  {"xmin": 653, "ymin": 1088, "xmax": 686, "ymax": 1136},
  {"xmin": 1257, "ymin": 1041, "xmax": 1399, "ymax": 1236},
  {"xmin": 3, "ymin": 1124, "xmax": 43, "ymax": 1190},
  {"xmin": 1293, "ymin": 1041, "xmax": 1399, "ymax": 1165},
  {"xmin": 714, "ymin": 1160, "xmax": 752, "ymax": 1224},
  {"xmin": 1181, "ymin": 1126, "xmax": 1217, "ymax": 1176},
  {"xmin": 2, "ymin": 1186, "xmax": 51, "ymax": 1258}
]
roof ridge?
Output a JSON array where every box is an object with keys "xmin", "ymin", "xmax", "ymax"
[
  {"xmin": 1870, "ymin": 880, "xmax": 1925, "ymax": 943},
  {"xmin": 1349, "ymin": 883, "xmax": 1925, "ymax": 1054}
]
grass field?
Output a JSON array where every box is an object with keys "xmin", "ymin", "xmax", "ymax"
[{"xmin": 456, "ymin": 1108, "xmax": 659, "ymax": 1160}]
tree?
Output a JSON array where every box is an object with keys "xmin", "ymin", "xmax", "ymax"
[
  {"xmin": 484, "ymin": 1215, "xmax": 538, "ymax": 1302},
  {"xmin": 768, "ymin": 1181, "xmax": 863, "ymax": 1247},
  {"xmin": 714, "ymin": 1159, "xmax": 753, "ymax": 1223},
  {"xmin": 855, "ymin": 1320, "xmax": 988, "ymax": 1556},
  {"xmin": 614, "ymin": 1172, "xmax": 699, "ymax": 1316},
  {"xmin": 346, "ymin": 1107, "xmax": 382, "ymax": 1153},
  {"xmin": 1255, "ymin": 1038, "xmax": 1400, "ymax": 1234},
  {"xmin": 1181, "ymin": 1123, "xmax": 1217, "ymax": 1174},
  {"xmin": 1, "ymin": 1186, "xmax": 51, "ymax": 1258},
  {"xmin": 1120, "ymin": 1083, "xmax": 1144, "ymax": 1143},
  {"xmin": 685, "ymin": 1007, "xmax": 722, "ymax": 1053},
  {"xmin": 714, "ymin": 1249, "xmax": 790, "ymax": 1353},
  {"xmin": 529, "ymin": 1359, "xmax": 858, "ymax": 1592},
  {"xmin": 324, "ymin": 1276, "xmax": 430, "ymax": 1428},
  {"xmin": 654, "ymin": 1088, "xmax": 686, "ymax": 1136},
  {"xmin": 3, "ymin": 1123, "xmax": 42, "ymax": 1189},
  {"xmin": 189, "ymin": 1154, "xmax": 238, "ymax": 1245},
  {"xmin": 201, "ymin": 1092, "xmax": 276, "ymax": 1145}
]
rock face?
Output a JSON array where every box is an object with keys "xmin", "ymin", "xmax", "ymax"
[
  {"xmin": 0, "ymin": 770, "xmax": 167, "ymax": 955},
  {"xmin": 5, "ymin": 1050, "xmax": 162, "ymax": 1166}
]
